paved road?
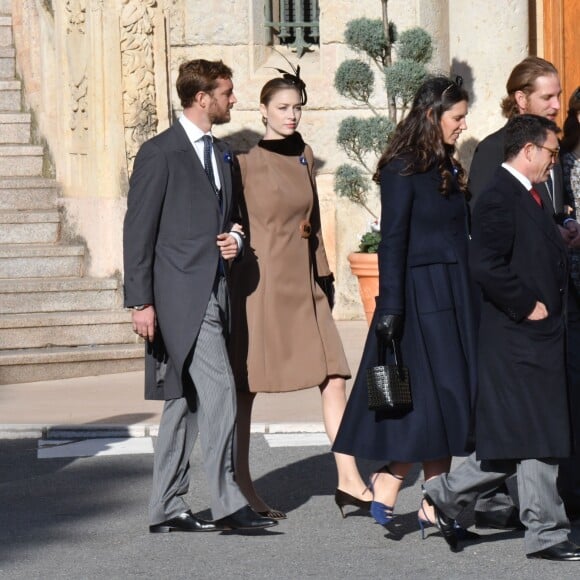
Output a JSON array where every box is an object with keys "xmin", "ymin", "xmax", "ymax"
[{"xmin": 2, "ymin": 434, "xmax": 580, "ymax": 579}]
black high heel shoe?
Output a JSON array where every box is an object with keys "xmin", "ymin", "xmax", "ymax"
[
  {"xmin": 418, "ymin": 498, "xmax": 481, "ymax": 541},
  {"xmin": 421, "ymin": 490, "xmax": 458, "ymax": 551},
  {"xmin": 334, "ymin": 489, "xmax": 371, "ymax": 518},
  {"xmin": 421, "ymin": 490, "xmax": 480, "ymax": 551}
]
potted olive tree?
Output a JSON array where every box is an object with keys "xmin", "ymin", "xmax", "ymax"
[{"xmin": 334, "ymin": 2, "xmax": 433, "ymax": 323}]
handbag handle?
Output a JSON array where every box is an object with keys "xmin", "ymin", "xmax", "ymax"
[{"xmin": 377, "ymin": 336, "xmax": 405, "ymax": 380}]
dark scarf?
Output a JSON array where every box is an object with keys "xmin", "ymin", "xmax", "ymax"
[{"xmin": 258, "ymin": 132, "xmax": 305, "ymax": 156}]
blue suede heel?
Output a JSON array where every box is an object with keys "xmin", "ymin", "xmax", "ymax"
[{"xmin": 368, "ymin": 464, "xmax": 404, "ymax": 527}]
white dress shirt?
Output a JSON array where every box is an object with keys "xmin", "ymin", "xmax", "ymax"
[
  {"xmin": 178, "ymin": 114, "xmax": 244, "ymax": 251},
  {"xmin": 179, "ymin": 114, "xmax": 221, "ymax": 191}
]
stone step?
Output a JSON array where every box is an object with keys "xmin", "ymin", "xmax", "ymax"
[
  {"xmin": 0, "ymin": 112, "xmax": 30, "ymax": 143},
  {"xmin": 0, "ymin": 344, "xmax": 144, "ymax": 384},
  {"xmin": 0, "ymin": 16, "xmax": 12, "ymax": 47},
  {"xmin": 0, "ymin": 144, "xmax": 43, "ymax": 176},
  {"xmin": 0, "ymin": 46, "xmax": 14, "ymax": 78},
  {"xmin": 0, "ymin": 310, "xmax": 137, "ymax": 350},
  {"xmin": 0, "ymin": 276, "xmax": 122, "ymax": 314},
  {"xmin": 0, "ymin": 243, "xmax": 85, "ymax": 278},
  {"xmin": 0, "ymin": 79, "xmax": 21, "ymax": 110},
  {"xmin": 0, "ymin": 209, "xmax": 60, "ymax": 243},
  {"xmin": 0, "ymin": 177, "xmax": 58, "ymax": 210}
]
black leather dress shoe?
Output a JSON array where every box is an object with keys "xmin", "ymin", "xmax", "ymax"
[
  {"xmin": 215, "ymin": 505, "xmax": 278, "ymax": 530},
  {"xmin": 422, "ymin": 489, "xmax": 459, "ymax": 552},
  {"xmin": 527, "ymin": 540, "xmax": 580, "ymax": 561},
  {"xmin": 149, "ymin": 510, "xmax": 226, "ymax": 533},
  {"xmin": 475, "ymin": 509, "xmax": 524, "ymax": 530}
]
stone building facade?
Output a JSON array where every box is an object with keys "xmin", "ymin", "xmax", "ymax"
[{"xmin": 8, "ymin": 0, "xmax": 570, "ymax": 319}]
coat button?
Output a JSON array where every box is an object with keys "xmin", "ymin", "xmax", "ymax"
[{"xmin": 560, "ymin": 288, "xmax": 565, "ymax": 294}]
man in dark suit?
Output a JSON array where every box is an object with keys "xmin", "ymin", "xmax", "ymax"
[
  {"xmin": 469, "ymin": 56, "xmax": 580, "ymax": 530},
  {"xmin": 423, "ymin": 114, "xmax": 580, "ymax": 561},
  {"xmin": 123, "ymin": 59, "xmax": 276, "ymax": 533}
]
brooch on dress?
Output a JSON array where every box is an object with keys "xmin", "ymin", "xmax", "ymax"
[{"xmin": 299, "ymin": 154, "xmax": 307, "ymax": 166}]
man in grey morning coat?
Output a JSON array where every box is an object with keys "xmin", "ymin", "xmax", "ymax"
[
  {"xmin": 123, "ymin": 59, "xmax": 275, "ymax": 533},
  {"xmin": 423, "ymin": 115, "xmax": 580, "ymax": 561}
]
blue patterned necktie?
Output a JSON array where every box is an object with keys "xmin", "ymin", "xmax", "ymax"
[
  {"xmin": 202, "ymin": 135, "xmax": 224, "ymax": 277},
  {"xmin": 202, "ymin": 135, "xmax": 217, "ymax": 190},
  {"xmin": 202, "ymin": 134, "xmax": 223, "ymax": 209}
]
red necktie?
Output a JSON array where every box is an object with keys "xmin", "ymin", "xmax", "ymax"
[{"xmin": 529, "ymin": 187, "xmax": 543, "ymax": 208}]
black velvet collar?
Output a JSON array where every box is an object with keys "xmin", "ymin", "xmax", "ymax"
[{"xmin": 258, "ymin": 132, "xmax": 305, "ymax": 156}]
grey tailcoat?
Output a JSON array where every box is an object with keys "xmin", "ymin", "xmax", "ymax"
[{"xmin": 123, "ymin": 122, "xmax": 236, "ymax": 400}]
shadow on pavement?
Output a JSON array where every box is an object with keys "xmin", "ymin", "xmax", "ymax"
[{"xmin": 0, "ymin": 437, "xmax": 152, "ymax": 565}]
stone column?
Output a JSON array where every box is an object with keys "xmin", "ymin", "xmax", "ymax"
[
  {"xmin": 55, "ymin": 0, "xmax": 170, "ymax": 277},
  {"xmin": 448, "ymin": 0, "xmax": 529, "ymax": 166},
  {"xmin": 416, "ymin": 0, "xmax": 449, "ymax": 74}
]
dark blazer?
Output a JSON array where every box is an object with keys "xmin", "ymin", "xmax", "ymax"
[
  {"xmin": 470, "ymin": 167, "xmax": 571, "ymax": 460},
  {"xmin": 123, "ymin": 122, "xmax": 236, "ymax": 400},
  {"xmin": 469, "ymin": 125, "xmax": 570, "ymax": 217}
]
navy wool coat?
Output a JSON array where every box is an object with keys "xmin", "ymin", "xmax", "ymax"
[{"xmin": 333, "ymin": 158, "xmax": 478, "ymax": 462}]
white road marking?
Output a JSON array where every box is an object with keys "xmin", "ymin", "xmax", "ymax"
[
  {"xmin": 37, "ymin": 437, "xmax": 154, "ymax": 459},
  {"xmin": 35, "ymin": 432, "xmax": 329, "ymax": 458},
  {"xmin": 264, "ymin": 433, "xmax": 329, "ymax": 447}
]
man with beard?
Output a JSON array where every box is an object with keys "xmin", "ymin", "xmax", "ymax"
[{"xmin": 123, "ymin": 59, "xmax": 276, "ymax": 533}]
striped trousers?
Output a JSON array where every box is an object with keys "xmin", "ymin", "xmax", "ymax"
[
  {"xmin": 424, "ymin": 453, "xmax": 571, "ymax": 554},
  {"xmin": 149, "ymin": 277, "xmax": 247, "ymax": 524}
]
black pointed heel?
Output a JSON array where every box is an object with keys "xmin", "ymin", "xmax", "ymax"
[
  {"xmin": 422, "ymin": 488, "xmax": 459, "ymax": 552},
  {"xmin": 334, "ymin": 489, "xmax": 371, "ymax": 518}
]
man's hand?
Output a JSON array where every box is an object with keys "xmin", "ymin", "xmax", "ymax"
[
  {"xmin": 527, "ymin": 301, "xmax": 548, "ymax": 321},
  {"xmin": 217, "ymin": 232, "xmax": 239, "ymax": 260},
  {"xmin": 132, "ymin": 305, "xmax": 156, "ymax": 342}
]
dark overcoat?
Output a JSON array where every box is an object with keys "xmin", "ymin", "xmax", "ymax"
[
  {"xmin": 470, "ymin": 167, "xmax": 572, "ymax": 460},
  {"xmin": 333, "ymin": 159, "xmax": 478, "ymax": 462},
  {"xmin": 123, "ymin": 122, "xmax": 236, "ymax": 400}
]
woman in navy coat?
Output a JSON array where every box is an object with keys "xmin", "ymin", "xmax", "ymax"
[{"xmin": 333, "ymin": 77, "xmax": 478, "ymax": 533}]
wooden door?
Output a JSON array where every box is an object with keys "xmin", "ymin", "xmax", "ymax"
[{"xmin": 543, "ymin": 0, "xmax": 580, "ymax": 125}]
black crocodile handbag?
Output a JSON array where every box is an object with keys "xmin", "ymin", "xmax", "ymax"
[{"xmin": 367, "ymin": 337, "xmax": 412, "ymax": 413}]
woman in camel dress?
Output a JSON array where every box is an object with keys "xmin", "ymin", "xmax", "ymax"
[{"xmin": 229, "ymin": 72, "xmax": 370, "ymax": 519}]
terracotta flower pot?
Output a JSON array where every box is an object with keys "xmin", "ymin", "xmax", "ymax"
[{"xmin": 348, "ymin": 252, "xmax": 379, "ymax": 326}]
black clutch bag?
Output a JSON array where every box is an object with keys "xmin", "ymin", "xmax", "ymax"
[{"xmin": 366, "ymin": 337, "xmax": 412, "ymax": 413}]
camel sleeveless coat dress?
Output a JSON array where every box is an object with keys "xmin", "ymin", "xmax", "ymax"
[{"xmin": 229, "ymin": 134, "xmax": 350, "ymax": 392}]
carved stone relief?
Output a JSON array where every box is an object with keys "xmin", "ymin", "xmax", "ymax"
[
  {"xmin": 120, "ymin": 0, "xmax": 159, "ymax": 172},
  {"xmin": 66, "ymin": 0, "xmax": 89, "ymax": 137}
]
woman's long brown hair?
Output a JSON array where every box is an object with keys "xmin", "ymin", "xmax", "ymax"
[{"xmin": 374, "ymin": 76, "xmax": 469, "ymax": 198}]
